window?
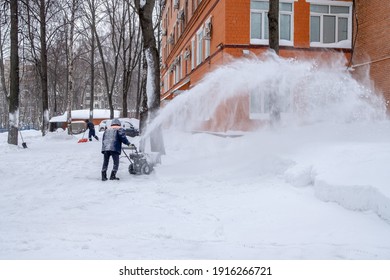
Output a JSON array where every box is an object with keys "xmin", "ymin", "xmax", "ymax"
[
  {"xmin": 191, "ymin": 38, "xmax": 195, "ymax": 70},
  {"xmin": 250, "ymin": 0, "xmax": 293, "ymax": 46},
  {"xmin": 204, "ymin": 17, "xmax": 212, "ymax": 58},
  {"xmin": 196, "ymin": 28, "xmax": 203, "ymax": 66},
  {"xmin": 249, "ymin": 87, "xmax": 292, "ymax": 120},
  {"xmin": 175, "ymin": 56, "xmax": 181, "ymax": 84},
  {"xmin": 310, "ymin": 2, "xmax": 352, "ymax": 48},
  {"xmin": 164, "ymin": 74, "xmax": 168, "ymax": 92},
  {"xmin": 205, "ymin": 37, "xmax": 210, "ymax": 59}
]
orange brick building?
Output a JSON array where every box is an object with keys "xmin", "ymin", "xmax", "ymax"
[
  {"xmin": 160, "ymin": 0, "xmax": 377, "ymax": 130},
  {"xmin": 351, "ymin": 0, "xmax": 390, "ymax": 104}
]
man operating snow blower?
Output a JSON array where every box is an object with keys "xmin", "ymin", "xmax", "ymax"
[{"xmin": 101, "ymin": 118, "xmax": 132, "ymax": 181}]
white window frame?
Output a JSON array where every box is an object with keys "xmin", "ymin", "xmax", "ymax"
[
  {"xmin": 249, "ymin": 87, "xmax": 293, "ymax": 120},
  {"xmin": 196, "ymin": 28, "xmax": 203, "ymax": 66},
  {"xmin": 180, "ymin": 51, "xmax": 184, "ymax": 78},
  {"xmin": 191, "ymin": 37, "xmax": 195, "ymax": 70},
  {"xmin": 175, "ymin": 55, "xmax": 182, "ymax": 83},
  {"xmin": 164, "ymin": 74, "xmax": 168, "ymax": 93},
  {"xmin": 204, "ymin": 17, "xmax": 212, "ymax": 58},
  {"xmin": 250, "ymin": 0, "xmax": 295, "ymax": 46},
  {"xmin": 205, "ymin": 37, "xmax": 210, "ymax": 59},
  {"xmin": 308, "ymin": 0, "xmax": 352, "ymax": 49}
]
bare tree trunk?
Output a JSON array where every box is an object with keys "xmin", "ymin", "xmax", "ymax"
[
  {"xmin": 268, "ymin": 0, "xmax": 279, "ymax": 54},
  {"xmin": 0, "ymin": 18, "xmax": 9, "ymax": 103},
  {"xmin": 8, "ymin": 0, "xmax": 19, "ymax": 145},
  {"xmin": 135, "ymin": 47, "xmax": 143, "ymax": 118},
  {"xmin": 138, "ymin": 50, "xmax": 148, "ymax": 152},
  {"xmin": 135, "ymin": 0, "xmax": 165, "ymax": 155},
  {"xmin": 122, "ymin": 51, "xmax": 129, "ymax": 117},
  {"xmin": 66, "ymin": 0, "xmax": 78, "ymax": 134},
  {"xmin": 89, "ymin": 12, "xmax": 95, "ymax": 121},
  {"xmin": 0, "ymin": 25, "xmax": 9, "ymax": 127},
  {"xmin": 84, "ymin": 0, "xmax": 98, "ymax": 120},
  {"xmin": 39, "ymin": 0, "xmax": 49, "ymax": 136},
  {"xmin": 139, "ymin": 51, "xmax": 148, "ymax": 134},
  {"xmin": 268, "ymin": 0, "xmax": 280, "ymax": 124},
  {"xmin": 95, "ymin": 31, "xmax": 113, "ymax": 117},
  {"xmin": 121, "ymin": 2, "xmax": 142, "ymax": 118}
]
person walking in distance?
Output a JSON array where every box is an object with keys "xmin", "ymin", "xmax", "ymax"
[
  {"xmin": 101, "ymin": 119, "xmax": 131, "ymax": 181},
  {"xmin": 85, "ymin": 119, "xmax": 99, "ymax": 141}
]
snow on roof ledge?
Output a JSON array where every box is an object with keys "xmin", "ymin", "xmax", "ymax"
[{"xmin": 49, "ymin": 109, "xmax": 120, "ymax": 122}]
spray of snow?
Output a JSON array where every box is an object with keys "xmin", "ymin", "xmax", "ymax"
[{"xmin": 144, "ymin": 52, "xmax": 385, "ymax": 137}]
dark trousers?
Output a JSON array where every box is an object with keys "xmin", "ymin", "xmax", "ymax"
[
  {"xmin": 89, "ymin": 129, "xmax": 98, "ymax": 141},
  {"xmin": 102, "ymin": 151, "xmax": 120, "ymax": 172}
]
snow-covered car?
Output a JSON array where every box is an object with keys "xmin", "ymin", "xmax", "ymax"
[
  {"xmin": 98, "ymin": 120, "xmax": 108, "ymax": 132},
  {"xmin": 70, "ymin": 121, "xmax": 87, "ymax": 134},
  {"xmin": 101, "ymin": 118, "xmax": 139, "ymax": 137}
]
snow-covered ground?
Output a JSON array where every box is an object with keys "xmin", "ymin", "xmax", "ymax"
[{"xmin": 1, "ymin": 120, "xmax": 390, "ymax": 260}]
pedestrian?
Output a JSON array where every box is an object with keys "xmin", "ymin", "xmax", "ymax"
[
  {"xmin": 85, "ymin": 119, "xmax": 99, "ymax": 141},
  {"xmin": 101, "ymin": 118, "xmax": 131, "ymax": 181}
]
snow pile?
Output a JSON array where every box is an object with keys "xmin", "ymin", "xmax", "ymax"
[
  {"xmin": 1, "ymin": 121, "xmax": 390, "ymax": 259},
  {"xmin": 1, "ymin": 54, "xmax": 390, "ymax": 259},
  {"xmin": 315, "ymin": 181, "xmax": 390, "ymax": 223}
]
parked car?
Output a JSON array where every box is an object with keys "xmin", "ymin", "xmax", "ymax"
[
  {"xmin": 100, "ymin": 118, "xmax": 139, "ymax": 137},
  {"xmin": 70, "ymin": 121, "xmax": 87, "ymax": 134},
  {"xmin": 98, "ymin": 120, "xmax": 108, "ymax": 132}
]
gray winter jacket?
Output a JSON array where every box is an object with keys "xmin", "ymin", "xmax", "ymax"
[{"xmin": 101, "ymin": 127, "xmax": 130, "ymax": 154}]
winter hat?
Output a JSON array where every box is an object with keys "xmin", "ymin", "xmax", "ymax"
[{"xmin": 111, "ymin": 118, "xmax": 121, "ymax": 126}]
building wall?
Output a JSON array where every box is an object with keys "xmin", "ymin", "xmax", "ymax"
[
  {"xmin": 161, "ymin": 0, "xmax": 356, "ymax": 131},
  {"xmin": 225, "ymin": 0, "xmax": 250, "ymax": 45},
  {"xmin": 161, "ymin": 0, "xmax": 224, "ymax": 97},
  {"xmin": 294, "ymin": 0, "xmax": 310, "ymax": 48},
  {"xmin": 162, "ymin": 0, "xmax": 353, "ymax": 95},
  {"xmin": 352, "ymin": 0, "xmax": 390, "ymax": 103}
]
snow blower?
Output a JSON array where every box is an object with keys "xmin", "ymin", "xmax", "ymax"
[{"xmin": 122, "ymin": 145, "xmax": 159, "ymax": 175}]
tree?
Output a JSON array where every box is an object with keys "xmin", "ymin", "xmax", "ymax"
[
  {"xmin": 39, "ymin": 0, "xmax": 49, "ymax": 135},
  {"xmin": 268, "ymin": 0, "xmax": 280, "ymax": 124},
  {"xmin": 82, "ymin": 0, "xmax": 103, "ymax": 120},
  {"xmin": 134, "ymin": 0, "xmax": 165, "ymax": 155},
  {"xmin": 268, "ymin": 0, "xmax": 279, "ymax": 54},
  {"xmin": 121, "ymin": 0, "xmax": 142, "ymax": 118},
  {"xmin": 8, "ymin": 0, "xmax": 19, "ymax": 145},
  {"xmin": 92, "ymin": 0, "xmax": 125, "ymax": 119},
  {"xmin": 22, "ymin": 0, "xmax": 54, "ymax": 135},
  {"xmin": 0, "ymin": 2, "xmax": 10, "ymax": 128},
  {"xmin": 64, "ymin": 0, "xmax": 80, "ymax": 135},
  {"xmin": 85, "ymin": 0, "xmax": 97, "ymax": 121}
]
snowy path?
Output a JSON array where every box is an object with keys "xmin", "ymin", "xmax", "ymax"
[{"xmin": 1, "ymin": 124, "xmax": 390, "ymax": 259}]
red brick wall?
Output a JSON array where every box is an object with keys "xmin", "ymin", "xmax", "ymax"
[
  {"xmin": 161, "ymin": 0, "xmax": 358, "ymax": 131},
  {"xmin": 294, "ymin": 0, "xmax": 310, "ymax": 48},
  {"xmin": 161, "ymin": 0, "xmax": 224, "ymax": 91},
  {"xmin": 225, "ymin": 0, "xmax": 250, "ymax": 45},
  {"xmin": 352, "ymin": 0, "xmax": 390, "ymax": 104}
]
